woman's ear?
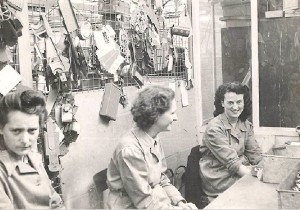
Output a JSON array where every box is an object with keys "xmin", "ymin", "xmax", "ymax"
[{"xmin": 221, "ymin": 101, "xmax": 224, "ymax": 107}]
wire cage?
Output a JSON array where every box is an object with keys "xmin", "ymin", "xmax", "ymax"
[{"xmin": 26, "ymin": 0, "xmax": 192, "ymax": 92}]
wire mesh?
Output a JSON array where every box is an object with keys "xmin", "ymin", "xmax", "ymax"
[{"xmin": 26, "ymin": 0, "xmax": 192, "ymax": 92}]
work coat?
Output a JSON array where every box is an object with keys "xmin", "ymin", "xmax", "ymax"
[
  {"xmin": 0, "ymin": 150, "xmax": 63, "ymax": 209},
  {"xmin": 106, "ymin": 127, "xmax": 186, "ymax": 209},
  {"xmin": 199, "ymin": 113, "xmax": 262, "ymax": 197}
]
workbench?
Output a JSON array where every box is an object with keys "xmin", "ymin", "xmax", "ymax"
[{"xmin": 204, "ymin": 174, "xmax": 279, "ymax": 209}]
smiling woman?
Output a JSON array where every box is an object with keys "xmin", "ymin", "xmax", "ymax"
[
  {"xmin": 106, "ymin": 85, "xmax": 197, "ymax": 209},
  {"xmin": 0, "ymin": 86, "xmax": 64, "ymax": 209},
  {"xmin": 198, "ymin": 82, "xmax": 263, "ymax": 202}
]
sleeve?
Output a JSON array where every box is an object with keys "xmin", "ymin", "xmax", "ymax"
[
  {"xmin": 0, "ymin": 166, "xmax": 14, "ymax": 209},
  {"xmin": 244, "ymin": 123, "xmax": 263, "ymax": 165},
  {"xmin": 203, "ymin": 125, "xmax": 242, "ymax": 175},
  {"xmin": 38, "ymin": 161, "xmax": 64, "ymax": 209},
  {"xmin": 116, "ymin": 147, "xmax": 177, "ymax": 209},
  {"xmin": 159, "ymin": 144, "xmax": 186, "ymax": 205}
]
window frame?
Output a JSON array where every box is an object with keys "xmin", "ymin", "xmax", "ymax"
[{"xmin": 251, "ymin": 0, "xmax": 298, "ymax": 136}]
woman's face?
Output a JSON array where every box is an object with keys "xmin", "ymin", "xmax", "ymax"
[
  {"xmin": 155, "ymin": 99, "xmax": 178, "ymax": 133},
  {"xmin": 222, "ymin": 92, "xmax": 244, "ymax": 122},
  {"xmin": 0, "ymin": 110, "xmax": 40, "ymax": 158}
]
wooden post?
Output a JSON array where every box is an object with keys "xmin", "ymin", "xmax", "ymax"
[
  {"xmin": 16, "ymin": 0, "xmax": 33, "ymax": 88},
  {"xmin": 191, "ymin": 0, "xmax": 203, "ymax": 135}
]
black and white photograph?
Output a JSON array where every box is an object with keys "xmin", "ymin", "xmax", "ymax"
[{"xmin": 0, "ymin": 0, "xmax": 300, "ymax": 209}]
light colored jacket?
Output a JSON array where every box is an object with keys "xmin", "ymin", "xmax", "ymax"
[
  {"xmin": 106, "ymin": 127, "xmax": 185, "ymax": 209},
  {"xmin": 199, "ymin": 113, "xmax": 262, "ymax": 197},
  {"xmin": 0, "ymin": 150, "xmax": 63, "ymax": 209}
]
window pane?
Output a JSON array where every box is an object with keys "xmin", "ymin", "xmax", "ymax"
[
  {"xmin": 258, "ymin": 1, "xmax": 300, "ymax": 127},
  {"xmin": 201, "ymin": 1, "xmax": 252, "ymax": 123}
]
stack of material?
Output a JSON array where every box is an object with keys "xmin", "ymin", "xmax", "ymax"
[
  {"xmin": 220, "ymin": 0, "xmax": 251, "ymax": 28},
  {"xmin": 284, "ymin": 0, "xmax": 300, "ymax": 17},
  {"xmin": 220, "ymin": 0, "xmax": 268, "ymax": 27}
]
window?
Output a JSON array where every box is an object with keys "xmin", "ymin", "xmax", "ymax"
[
  {"xmin": 198, "ymin": 0, "xmax": 251, "ymax": 124},
  {"xmin": 252, "ymin": 0, "xmax": 299, "ymax": 134}
]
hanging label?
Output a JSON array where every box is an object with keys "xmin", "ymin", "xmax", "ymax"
[
  {"xmin": 169, "ymin": 81, "xmax": 176, "ymax": 92},
  {"xmin": 0, "ymin": 65, "xmax": 22, "ymax": 96},
  {"xmin": 180, "ymin": 80, "xmax": 189, "ymax": 107},
  {"xmin": 168, "ymin": 54, "xmax": 173, "ymax": 72}
]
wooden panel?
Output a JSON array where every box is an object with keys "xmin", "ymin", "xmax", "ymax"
[{"xmin": 221, "ymin": 27, "xmax": 251, "ymax": 84}]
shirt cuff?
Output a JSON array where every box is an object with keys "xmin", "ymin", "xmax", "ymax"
[
  {"xmin": 228, "ymin": 159, "xmax": 243, "ymax": 175},
  {"xmin": 171, "ymin": 196, "xmax": 187, "ymax": 205}
]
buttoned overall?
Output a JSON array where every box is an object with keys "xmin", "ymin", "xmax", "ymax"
[
  {"xmin": 199, "ymin": 113, "xmax": 262, "ymax": 197},
  {"xmin": 0, "ymin": 150, "xmax": 63, "ymax": 209},
  {"xmin": 107, "ymin": 127, "xmax": 186, "ymax": 209}
]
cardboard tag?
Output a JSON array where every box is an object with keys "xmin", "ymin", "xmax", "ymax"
[
  {"xmin": 169, "ymin": 81, "xmax": 176, "ymax": 92},
  {"xmin": 0, "ymin": 65, "xmax": 22, "ymax": 96},
  {"xmin": 180, "ymin": 80, "xmax": 189, "ymax": 107},
  {"xmin": 168, "ymin": 54, "xmax": 173, "ymax": 72}
]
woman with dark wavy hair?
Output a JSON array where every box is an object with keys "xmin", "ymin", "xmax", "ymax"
[
  {"xmin": 199, "ymin": 82, "xmax": 262, "ymax": 201},
  {"xmin": 0, "ymin": 86, "xmax": 64, "ymax": 209},
  {"xmin": 107, "ymin": 85, "xmax": 197, "ymax": 209}
]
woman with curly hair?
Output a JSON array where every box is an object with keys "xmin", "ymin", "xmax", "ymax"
[
  {"xmin": 199, "ymin": 82, "xmax": 262, "ymax": 201},
  {"xmin": 106, "ymin": 85, "xmax": 197, "ymax": 209},
  {"xmin": 0, "ymin": 86, "xmax": 64, "ymax": 209}
]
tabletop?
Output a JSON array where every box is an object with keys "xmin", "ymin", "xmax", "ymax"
[{"xmin": 204, "ymin": 174, "xmax": 279, "ymax": 209}]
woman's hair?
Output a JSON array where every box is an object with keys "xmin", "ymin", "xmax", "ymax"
[
  {"xmin": 0, "ymin": 89, "xmax": 47, "ymax": 127},
  {"xmin": 213, "ymin": 82, "xmax": 251, "ymax": 121},
  {"xmin": 131, "ymin": 85, "xmax": 175, "ymax": 131}
]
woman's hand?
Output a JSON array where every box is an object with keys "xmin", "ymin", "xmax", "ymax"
[
  {"xmin": 178, "ymin": 201, "xmax": 198, "ymax": 209},
  {"xmin": 236, "ymin": 164, "xmax": 251, "ymax": 177}
]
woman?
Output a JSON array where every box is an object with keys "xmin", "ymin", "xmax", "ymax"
[
  {"xmin": 0, "ymin": 86, "xmax": 64, "ymax": 209},
  {"xmin": 106, "ymin": 85, "xmax": 197, "ymax": 209},
  {"xmin": 199, "ymin": 82, "xmax": 262, "ymax": 200}
]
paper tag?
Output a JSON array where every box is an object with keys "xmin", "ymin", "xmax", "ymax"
[
  {"xmin": 109, "ymin": 55, "xmax": 124, "ymax": 75},
  {"xmin": 0, "ymin": 65, "xmax": 22, "ymax": 96},
  {"xmin": 168, "ymin": 54, "xmax": 173, "ymax": 72},
  {"xmin": 169, "ymin": 81, "xmax": 176, "ymax": 92},
  {"xmin": 180, "ymin": 80, "xmax": 189, "ymax": 107},
  {"xmin": 93, "ymin": 31, "xmax": 115, "ymax": 56},
  {"xmin": 184, "ymin": 48, "xmax": 192, "ymax": 69}
]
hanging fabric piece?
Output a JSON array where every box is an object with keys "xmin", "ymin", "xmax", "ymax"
[{"xmin": 0, "ymin": 45, "xmax": 12, "ymax": 63}]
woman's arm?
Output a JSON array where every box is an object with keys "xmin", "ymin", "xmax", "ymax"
[
  {"xmin": 158, "ymin": 142, "xmax": 197, "ymax": 209},
  {"xmin": 244, "ymin": 123, "xmax": 263, "ymax": 165},
  {"xmin": 236, "ymin": 164, "xmax": 251, "ymax": 177},
  {"xmin": 203, "ymin": 125, "xmax": 243, "ymax": 175},
  {"xmin": 0, "ymin": 167, "xmax": 14, "ymax": 209}
]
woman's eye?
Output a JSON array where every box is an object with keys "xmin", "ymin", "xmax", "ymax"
[
  {"xmin": 12, "ymin": 130, "xmax": 21, "ymax": 134},
  {"xmin": 28, "ymin": 129, "xmax": 38, "ymax": 134}
]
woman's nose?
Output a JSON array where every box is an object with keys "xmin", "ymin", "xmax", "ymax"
[
  {"xmin": 232, "ymin": 103, "xmax": 238, "ymax": 109},
  {"xmin": 173, "ymin": 114, "xmax": 178, "ymax": 121},
  {"xmin": 20, "ymin": 132, "xmax": 31, "ymax": 145}
]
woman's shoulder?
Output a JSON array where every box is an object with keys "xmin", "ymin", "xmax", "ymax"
[
  {"xmin": 114, "ymin": 131, "xmax": 142, "ymax": 155},
  {"xmin": 243, "ymin": 119, "xmax": 253, "ymax": 130},
  {"xmin": 0, "ymin": 150, "xmax": 13, "ymax": 176},
  {"xmin": 0, "ymin": 150, "xmax": 11, "ymax": 165},
  {"xmin": 206, "ymin": 115, "xmax": 226, "ymax": 130}
]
